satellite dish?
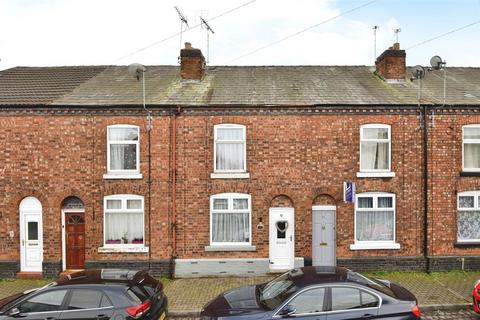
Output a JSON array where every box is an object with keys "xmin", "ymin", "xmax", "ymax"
[
  {"xmin": 430, "ymin": 55, "xmax": 444, "ymax": 70},
  {"xmin": 411, "ymin": 65, "xmax": 425, "ymax": 80},
  {"xmin": 128, "ymin": 63, "xmax": 147, "ymax": 81}
]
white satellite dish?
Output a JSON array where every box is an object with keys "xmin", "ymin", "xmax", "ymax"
[
  {"xmin": 411, "ymin": 65, "xmax": 425, "ymax": 80},
  {"xmin": 430, "ymin": 55, "xmax": 445, "ymax": 70},
  {"xmin": 128, "ymin": 63, "xmax": 147, "ymax": 81}
]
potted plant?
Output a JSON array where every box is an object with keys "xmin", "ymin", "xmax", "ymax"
[
  {"xmin": 121, "ymin": 232, "xmax": 129, "ymax": 244},
  {"xmin": 106, "ymin": 239, "xmax": 121, "ymax": 244},
  {"xmin": 132, "ymin": 238, "xmax": 143, "ymax": 244}
]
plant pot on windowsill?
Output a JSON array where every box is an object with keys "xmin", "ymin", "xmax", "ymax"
[
  {"xmin": 106, "ymin": 239, "xmax": 121, "ymax": 244},
  {"xmin": 132, "ymin": 239, "xmax": 143, "ymax": 244}
]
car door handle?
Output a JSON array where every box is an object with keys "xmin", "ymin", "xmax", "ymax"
[
  {"xmin": 361, "ymin": 314, "xmax": 375, "ymax": 319},
  {"xmin": 96, "ymin": 314, "xmax": 109, "ymax": 320},
  {"xmin": 44, "ymin": 317, "xmax": 57, "ymax": 320}
]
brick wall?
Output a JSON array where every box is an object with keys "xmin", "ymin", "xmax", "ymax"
[
  {"xmin": 173, "ymin": 112, "xmax": 424, "ymax": 261},
  {"xmin": 0, "ymin": 113, "xmax": 172, "ymax": 276}
]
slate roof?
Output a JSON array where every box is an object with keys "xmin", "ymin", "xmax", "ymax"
[
  {"xmin": 0, "ymin": 66, "xmax": 108, "ymax": 105},
  {"xmin": 0, "ymin": 65, "xmax": 479, "ymax": 106}
]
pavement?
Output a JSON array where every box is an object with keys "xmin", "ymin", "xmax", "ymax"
[{"xmin": 1, "ymin": 271, "xmax": 479, "ymax": 318}]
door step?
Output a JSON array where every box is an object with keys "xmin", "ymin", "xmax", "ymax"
[{"xmin": 16, "ymin": 272, "xmax": 43, "ymax": 279}]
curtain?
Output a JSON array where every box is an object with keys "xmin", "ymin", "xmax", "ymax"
[
  {"xmin": 464, "ymin": 144, "xmax": 480, "ymax": 169},
  {"xmin": 109, "ymin": 128, "xmax": 138, "ymax": 170},
  {"xmin": 356, "ymin": 210, "xmax": 394, "ymax": 241},
  {"xmin": 216, "ymin": 128, "xmax": 244, "ymax": 171},
  {"xmin": 212, "ymin": 212, "xmax": 249, "ymax": 243},
  {"xmin": 105, "ymin": 212, "xmax": 143, "ymax": 243},
  {"xmin": 458, "ymin": 210, "xmax": 480, "ymax": 240},
  {"xmin": 361, "ymin": 142, "xmax": 389, "ymax": 170}
]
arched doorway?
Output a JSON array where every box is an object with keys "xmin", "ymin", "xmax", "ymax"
[
  {"xmin": 19, "ymin": 197, "xmax": 43, "ymax": 272},
  {"xmin": 269, "ymin": 195, "xmax": 295, "ymax": 272},
  {"xmin": 61, "ymin": 196, "xmax": 85, "ymax": 271}
]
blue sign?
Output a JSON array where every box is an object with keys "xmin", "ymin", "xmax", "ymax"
[{"xmin": 344, "ymin": 181, "xmax": 356, "ymax": 203}]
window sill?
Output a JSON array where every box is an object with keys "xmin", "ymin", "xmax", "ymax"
[
  {"xmin": 460, "ymin": 171, "xmax": 480, "ymax": 177},
  {"xmin": 103, "ymin": 173, "xmax": 143, "ymax": 180},
  {"xmin": 356, "ymin": 172, "xmax": 396, "ymax": 178},
  {"xmin": 350, "ymin": 242, "xmax": 400, "ymax": 250},
  {"xmin": 205, "ymin": 245, "xmax": 256, "ymax": 252},
  {"xmin": 98, "ymin": 246, "xmax": 149, "ymax": 253},
  {"xmin": 455, "ymin": 241, "xmax": 480, "ymax": 248},
  {"xmin": 210, "ymin": 172, "xmax": 250, "ymax": 179}
]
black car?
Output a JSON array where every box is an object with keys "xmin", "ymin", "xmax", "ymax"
[
  {"xmin": 201, "ymin": 266, "xmax": 421, "ymax": 320},
  {"xmin": 0, "ymin": 269, "xmax": 167, "ymax": 320}
]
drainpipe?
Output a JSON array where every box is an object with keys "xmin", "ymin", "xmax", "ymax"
[
  {"xmin": 170, "ymin": 107, "xmax": 180, "ymax": 277},
  {"xmin": 147, "ymin": 113, "xmax": 152, "ymax": 272},
  {"xmin": 422, "ymin": 104, "xmax": 430, "ymax": 273}
]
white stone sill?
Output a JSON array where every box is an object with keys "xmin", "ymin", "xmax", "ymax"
[
  {"xmin": 210, "ymin": 172, "xmax": 250, "ymax": 179},
  {"xmin": 356, "ymin": 172, "xmax": 396, "ymax": 178},
  {"xmin": 98, "ymin": 246, "xmax": 149, "ymax": 253},
  {"xmin": 103, "ymin": 173, "xmax": 143, "ymax": 180},
  {"xmin": 350, "ymin": 242, "xmax": 400, "ymax": 250}
]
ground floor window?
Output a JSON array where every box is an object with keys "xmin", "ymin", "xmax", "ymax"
[
  {"xmin": 104, "ymin": 195, "xmax": 144, "ymax": 246},
  {"xmin": 351, "ymin": 193, "xmax": 399, "ymax": 250},
  {"xmin": 210, "ymin": 193, "xmax": 251, "ymax": 245},
  {"xmin": 458, "ymin": 191, "xmax": 480, "ymax": 242}
]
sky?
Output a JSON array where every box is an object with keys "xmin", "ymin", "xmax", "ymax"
[{"xmin": 1, "ymin": 0, "xmax": 480, "ymax": 70}]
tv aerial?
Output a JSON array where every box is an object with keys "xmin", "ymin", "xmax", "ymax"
[
  {"xmin": 372, "ymin": 25, "xmax": 379, "ymax": 61},
  {"xmin": 200, "ymin": 16, "xmax": 215, "ymax": 64},
  {"xmin": 175, "ymin": 6, "xmax": 189, "ymax": 51},
  {"xmin": 394, "ymin": 28, "xmax": 401, "ymax": 43}
]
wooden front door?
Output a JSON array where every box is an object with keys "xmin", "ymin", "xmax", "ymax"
[{"xmin": 65, "ymin": 212, "xmax": 85, "ymax": 269}]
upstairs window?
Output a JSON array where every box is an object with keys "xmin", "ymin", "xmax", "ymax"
[
  {"xmin": 360, "ymin": 124, "xmax": 391, "ymax": 172},
  {"xmin": 210, "ymin": 193, "xmax": 251, "ymax": 245},
  {"xmin": 214, "ymin": 124, "xmax": 246, "ymax": 172},
  {"xmin": 463, "ymin": 125, "xmax": 480, "ymax": 171},
  {"xmin": 107, "ymin": 125, "xmax": 139, "ymax": 174},
  {"xmin": 104, "ymin": 195, "xmax": 144, "ymax": 246},
  {"xmin": 458, "ymin": 191, "xmax": 480, "ymax": 242}
]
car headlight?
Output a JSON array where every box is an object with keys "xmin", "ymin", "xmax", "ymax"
[{"xmin": 475, "ymin": 280, "xmax": 480, "ymax": 287}]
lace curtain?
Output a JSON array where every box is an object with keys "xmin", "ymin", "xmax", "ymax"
[
  {"xmin": 361, "ymin": 141, "xmax": 389, "ymax": 170},
  {"xmin": 109, "ymin": 128, "xmax": 138, "ymax": 170},
  {"xmin": 458, "ymin": 211, "xmax": 480, "ymax": 240},
  {"xmin": 105, "ymin": 212, "xmax": 143, "ymax": 243},
  {"xmin": 212, "ymin": 212, "xmax": 250, "ymax": 243},
  {"xmin": 216, "ymin": 128, "xmax": 244, "ymax": 171}
]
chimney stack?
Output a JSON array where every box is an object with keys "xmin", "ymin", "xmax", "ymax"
[
  {"xmin": 375, "ymin": 42, "xmax": 406, "ymax": 83},
  {"xmin": 179, "ymin": 42, "xmax": 205, "ymax": 82}
]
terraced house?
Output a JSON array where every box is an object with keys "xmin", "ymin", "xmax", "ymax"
[{"xmin": 1, "ymin": 42, "xmax": 480, "ymax": 278}]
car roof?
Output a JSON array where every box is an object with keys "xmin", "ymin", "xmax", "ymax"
[
  {"xmin": 288, "ymin": 266, "xmax": 373, "ymax": 288},
  {"xmin": 55, "ymin": 269, "xmax": 146, "ymax": 287}
]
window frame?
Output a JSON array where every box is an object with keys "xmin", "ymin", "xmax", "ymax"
[
  {"xmin": 351, "ymin": 192, "xmax": 399, "ymax": 250},
  {"xmin": 462, "ymin": 125, "xmax": 480, "ymax": 172},
  {"xmin": 457, "ymin": 190, "xmax": 480, "ymax": 243},
  {"xmin": 106, "ymin": 124, "xmax": 140, "ymax": 175},
  {"xmin": 213, "ymin": 124, "xmax": 247, "ymax": 173},
  {"xmin": 103, "ymin": 194, "xmax": 145, "ymax": 248},
  {"xmin": 359, "ymin": 124, "xmax": 391, "ymax": 173},
  {"xmin": 209, "ymin": 193, "xmax": 252, "ymax": 246}
]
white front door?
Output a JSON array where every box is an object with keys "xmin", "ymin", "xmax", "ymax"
[
  {"xmin": 312, "ymin": 206, "xmax": 336, "ymax": 267},
  {"xmin": 269, "ymin": 207, "xmax": 294, "ymax": 271},
  {"xmin": 20, "ymin": 197, "xmax": 43, "ymax": 272}
]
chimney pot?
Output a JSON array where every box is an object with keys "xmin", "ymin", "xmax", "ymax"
[
  {"xmin": 375, "ymin": 42, "xmax": 406, "ymax": 83},
  {"xmin": 179, "ymin": 42, "xmax": 205, "ymax": 81}
]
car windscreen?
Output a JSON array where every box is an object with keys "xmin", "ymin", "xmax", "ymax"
[
  {"xmin": 0, "ymin": 293, "xmax": 25, "ymax": 313},
  {"xmin": 259, "ymin": 272, "xmax": 297, "ymax": 310}
]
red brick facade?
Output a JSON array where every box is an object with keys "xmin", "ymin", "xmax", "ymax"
[{"xmin": 1, "ymin": 45, "xmax": 480, "ymax": 277}]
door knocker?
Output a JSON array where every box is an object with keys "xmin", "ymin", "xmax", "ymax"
[{"xmin": 276, "ymin": 220, "xmax": 288, "ymax": 233}]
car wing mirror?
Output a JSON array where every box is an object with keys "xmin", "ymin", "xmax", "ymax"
[
  {"xmin": 8, "ymin": 308, "xmax": 20, "ymax": 317},
  {"xmin": 278, "ymin": 305, "xmax": 296, "ymax": 317}
]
